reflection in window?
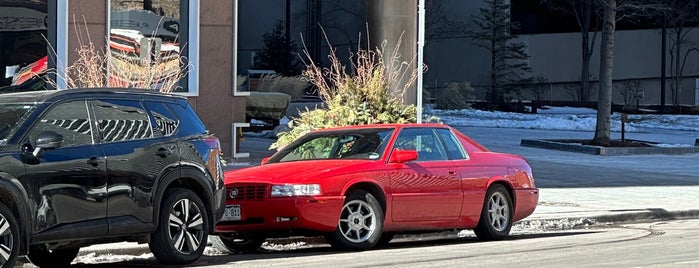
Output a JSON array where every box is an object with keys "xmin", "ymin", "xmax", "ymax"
[
  {"xmin": 436, "ymin": 128, "xmax": 468, "ymax": 160},
  {"xmin": 275, "ymin": 129, "xmax": 393, "ymax": 163},
  {"xmin": 144, "ymin": 101, "xmax": 179, "ymax": 137},
  {"xmin": 0, "ymin": 103, "xmax": 38, "ymax": 144},
  {"xmin": 0, "ymin": 0, "xmax": 48, "ymax": 91},
  {"xmin": 29, "ymin": 101, "xmax": 93, "ymax": 147},
  {"xmin": 93, "ymin": 99, "xmax": 153, "ymax": 142},
  {"xmin": 395, "ymin": 128, "xmax": 448, "ymax": 162},
  {"xmin": 109, "ymin": 0, "xmax": 183, "ymax": 92}
]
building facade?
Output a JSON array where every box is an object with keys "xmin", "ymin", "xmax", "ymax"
[
  {"xmin": 3, "ymin": 1, "xmax": 697, "ymax": 156},
  {"xmin": 234, "ymin": 0, "xmax": 699, "ymax": 107},
  {"xmin": 1, "ymin": 0, "xmax": 246, "ymax": 157}
]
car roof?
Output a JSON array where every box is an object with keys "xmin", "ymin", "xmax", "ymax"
[
  {"xmin": 311, "ymin": 123, "xmax": 450, "ymax": 133},
  {"xmin": 0, "ymin": 88, "xmax": 185, "ymax": 104}
]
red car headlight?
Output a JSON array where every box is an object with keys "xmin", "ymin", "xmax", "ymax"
[{"xmin": 270, "ymin": 184, "xmax": 322, "ymax": 197}]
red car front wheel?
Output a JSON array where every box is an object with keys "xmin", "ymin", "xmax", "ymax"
[{"xmin": 326, "ymin": 190, "xmax": 384, "ymax": 250}]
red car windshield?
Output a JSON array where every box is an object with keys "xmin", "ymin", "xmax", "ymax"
[{"xmin": 270, "ymin": 128, "xmax": 395, "ymax": 163}]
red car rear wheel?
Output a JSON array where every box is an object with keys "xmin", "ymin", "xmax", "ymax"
[{"xmin": 474, "ymin": 184, "xmax": 513, "ymax": 241}]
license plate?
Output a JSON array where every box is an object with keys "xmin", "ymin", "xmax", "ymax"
[{"xmin": 221, "ymin": 205, "xmax": 241, "ymax": 221}]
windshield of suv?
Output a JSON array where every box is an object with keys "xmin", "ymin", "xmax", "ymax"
[
  {"xmin": 0, "ymin": 103, "xmax": 38, "ymax": 145},
  {"xmin": 271, "ymin": 128, "xmax": 395, "ymax": 163}
]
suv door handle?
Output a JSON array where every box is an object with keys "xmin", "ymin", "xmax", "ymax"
[
  {"xmin": 155, "ymin": 148, "xmax": 172, "ymax": 158},
  {"xmin": 86, "ymin": 157, "xmax": 104, "ymax": 167}
]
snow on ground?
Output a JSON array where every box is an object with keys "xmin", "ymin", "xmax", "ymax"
[{"xmin": 426, "ymin": 106, "xmax": 699, "ymax": 133}]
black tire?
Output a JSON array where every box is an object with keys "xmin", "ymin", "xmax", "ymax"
[
  {"xmin": 0, "ymin": 203, "xmax": 19, "ymax": 268},
  {"xmin": 474, "ymin": 184, "xmax": 513, "ymax": 241},
  {"xmin": 326, "ymin": 190, "xmax": 384, "ymax": 250},
  {"xmin": 375, "ymin": 232, "xmax": 395, "ymax": 248},
  {"xmin": 149, "ymin": 188, "xmax": 209, "ymax": 265},
  {"xmin": 210, "ymin": 235, "xmax": 265, "ymax": 254},
  {"xmin": 27, "ymin": 245, "xmax": 79, "ymax": 268}
]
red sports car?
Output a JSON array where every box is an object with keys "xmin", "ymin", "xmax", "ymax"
[{"xmin": 213, "ymin": 124, "xmax": 538, "ymax": 252}]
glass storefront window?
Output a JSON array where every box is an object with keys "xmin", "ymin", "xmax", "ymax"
[
  {"xmin": 108, "ymin": 0, "xmax": 187, "ymax": 93},
  {"xmin": 0, "ymin": 0, "xmax": 49, "ymax": 92}
]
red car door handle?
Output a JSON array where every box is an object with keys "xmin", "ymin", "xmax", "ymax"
[{"xmin": 448, "ymin": 170, "xmax": 457, "ymax": 175}]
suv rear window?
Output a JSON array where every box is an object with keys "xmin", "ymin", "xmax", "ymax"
[
  {"xmin": 166, "ymin": 100, "xmax": 207, "ymax": 136},
  {"xmin": 145, "ymin": 101, "xmax": 180, "ymax": 137}
]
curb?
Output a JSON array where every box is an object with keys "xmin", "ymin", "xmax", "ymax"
[
  {"xmin": 516, "ymin": 209, "xmax": 699, "ymax": 231},
  {"xmin": 521, "ymin": 139, "xmax": 699, "ymax": 156}
]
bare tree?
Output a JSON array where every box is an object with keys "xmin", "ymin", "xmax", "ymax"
[
  {"xmin": 424, "ymin": 0, "xmax": 468, "ymax": 48},
  {"xmin": 592, "ymin": 0, "xmax": 656, "ymax": 146},
  {"xmin": 542, "ymin": 0, "xmax": 601, "ymax": 102},
  {"xmin": 616, "ymin": 80, "xmax": 641, "ymax": 105},
  {"xmin": 470, "ymin": 0, "xmax": 532, "ymax": 107},
  {"xmin": 527, "ymin": 76, "xmax": 550, "ymax": 101},
  {"xmin": 655, "ymin": 0, "xmax": 699, "ymax": 108},
  {"xmin": 592, "ymin": 0, "xmax": 616, "ymax": 147}
]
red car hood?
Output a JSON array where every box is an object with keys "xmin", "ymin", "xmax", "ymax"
[{"xmin": 224, "ymin": 160, "xmax": 379, "ymax": 184}]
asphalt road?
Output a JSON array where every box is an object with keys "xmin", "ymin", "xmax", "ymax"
[{"xmin": 29, "ymin": 219, "xmax": 697, "ymax": 267}]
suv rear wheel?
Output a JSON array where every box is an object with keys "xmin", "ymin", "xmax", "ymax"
[{"xmin": 149, "ymin": 188, "xmax": 209, "ymax": 265}]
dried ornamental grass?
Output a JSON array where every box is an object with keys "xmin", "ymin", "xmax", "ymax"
[{"xmin": 270, "ymin": 34, "xmax": 419, "ymax": 149}]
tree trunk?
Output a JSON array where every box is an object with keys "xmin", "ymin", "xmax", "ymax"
[
  {"xmin": 673, "ymin": 30, "xmax": 682, "ymax": 107},
  {"xmin": 592, "ymin": 0, "xmax": 615, "ymax": 147}
]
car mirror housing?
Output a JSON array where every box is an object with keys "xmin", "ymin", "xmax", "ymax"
[
  {"xmin": 389, "ymin": 149, "xmax": 418, "ymax": 163},
  {"xmin": 33, "ymin": 131, "xmax": 63, "ymax": 157},
  {"xmin": 260, "ymin": 156, "xmax": 271, "ymax": 165}
]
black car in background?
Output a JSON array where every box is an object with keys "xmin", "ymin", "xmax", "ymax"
[{"xmin": 0, "ymin": 89, "xmax": 225, "ymax": 267}]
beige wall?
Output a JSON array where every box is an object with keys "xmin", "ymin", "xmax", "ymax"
[
  {"xmin": 192, "ymin": 0, "xmax": 246, "ymax": 157},
  {"xmin": 68, "ymin": 1, "xmax": 107, "ymax": 65},
  {"xmin": 66, "ymin": 1, "xmax": 245, "ymax": 157}
]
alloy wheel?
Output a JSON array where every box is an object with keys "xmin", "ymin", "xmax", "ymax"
[
  {"xmin": 338, "ymin": 199, "xmax": 377, "ymax": 243},
  {"xmin": 0, "ymin": 214, "xmax": 14, "ymax": 265},
  {"xmin": 487, "ymin": 191, "xmax": 510, "ymax": 232},
  {"xmin": 168, "ymin": 198, "xmax": 205, "ymax": 254}
]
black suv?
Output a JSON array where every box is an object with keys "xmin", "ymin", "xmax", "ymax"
[{"xmin": 0, "ymin": 89, "xmax": 225, "ymax": 267}]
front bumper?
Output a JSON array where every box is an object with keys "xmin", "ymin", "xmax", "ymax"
[{"xmin": 215, "ymin": 195, "xmax": 345, "ymax": 233}]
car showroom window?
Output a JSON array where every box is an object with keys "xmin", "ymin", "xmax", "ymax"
[
  {"xmin": 436, "ymin": 128, "xmax": 469, "ymax": 160},
  {"xmin": 28, "ymin": 100, "xmax": 93, "ymax": 147},
  {"xmin": 108, "ymin": 0, "xmax": 198, "ymax": 95},
  {"xmin": 0, "ymin": 1, "xmax": 50, "ymax": 91},
  {"xmin": 394, "ymin": 128, "xmax": 449, "ymax": 161},
  {"xmin": 93, "ymin": 99, "xmax": 153, "ymax": 142}
]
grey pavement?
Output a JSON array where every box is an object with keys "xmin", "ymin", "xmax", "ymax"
[{"xmin": 233, "ymin": 126, "xmax": 699, "ymax": 226}]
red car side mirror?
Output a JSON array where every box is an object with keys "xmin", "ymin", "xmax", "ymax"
[
  {"xmin": 260, "ymin": 157, "xmax": 271, "ymax": 165},
  {"xmin": 389, "ymin": 149, "xmax": 418, "ymax": 163}
]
